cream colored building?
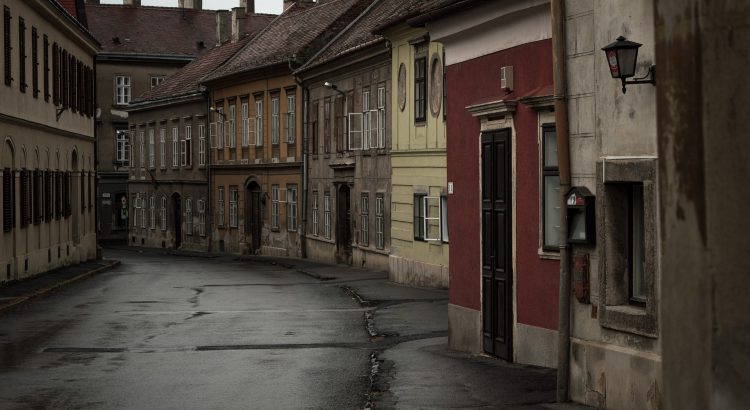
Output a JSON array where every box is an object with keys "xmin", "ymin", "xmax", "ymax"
[
  {"xmin": 0, "ymin": 0, "xmax": 98, "ymax": 283},
  {"xmin": 381, "ymin": 23, "xmax": 448, "ymax": 288}
]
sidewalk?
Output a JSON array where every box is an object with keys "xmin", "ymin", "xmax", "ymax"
[
  {"xmin": 241, "ymin": 254, "xmax": 593, "ymax": 410},
  {"xmin": 0, "ymin": 258, "xmax": 121, "ymax": 314}
]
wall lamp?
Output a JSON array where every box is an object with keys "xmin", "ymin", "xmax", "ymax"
[
  {"xmin": 324, "ymin": 81, "xmax": 346, "ymax": 96},
  {"xmin": 209, "ymin": 106, "xmax": 226, "ymax": 119},
  {"xmin": 602, "ymin": 36, "xmax": 656, "ymax": 94}
]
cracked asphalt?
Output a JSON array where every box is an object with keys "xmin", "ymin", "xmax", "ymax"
[{"xmin": 0, "ymin": 247, "xmax": 565, "ymax": 410}]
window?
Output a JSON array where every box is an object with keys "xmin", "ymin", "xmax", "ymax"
[
  {"xmin": 414, "ymin": 57, "xmax": 427, "ymax": 122},
  {"xmin": 309, "ymin": 101, "xmax": 318, "ymax": 154},
  {"xmin": 413, "ymin": 194, "xmax": 425, "ymax": 240},
  {"xmin": 4, "ymin": 7, "xmax": 12, "ymax": 87},
  {"xmin": 324, "ymin": 98, "xmax": 331, "ymax": 153},
  {"xmin": 150, "ymin": 75, "xmax": 164, "ymax": 89},
  {"xmin": 198, "ymin": 199, "xmax": 206, "ymax": 237},
  {"xmin": 214, "ymin": 106, "xmax": 224, "ymax": 150},
  {"xmin": 159, "ymin": 127, "xmax": 166, "ymax": 168},
  {"xmin": 217, "ymin": 186, "xmax": 225, "ymax": 227},
  {"xmin": 138, "ymin": 131, "xmax": 144, "ymax": 168},
  {"xmin": 172, "ymin": 127, "xmax": 179, "ymax": 167},
  {"xmin": 255, "ymin": 99, "xmax": 263, "ymax": 146},
  {"xmin": 148, "ymin": 128, "xmax": 155, "ymax": 169},
  {"xmin": 376, "ymin": 194, "xmax": 384, "ymax": 249},
  {"xmin": 149, "ymin": 195, "xmax": 155, "ymax": 229},
  {"xmin": 348, "ymin": 110, "xmax": 363, "ymax": 150},
  {"xmin": 241, "ymin": 101, "xmax": 249, "ymax": 147},
  {"xmin": 182, "ymin": 124, "xmax": 192, "ymax": 166},
  {"xmin": 116, "ymin": 130, "xmax": 129, "ymax": 163},
  {"xmin": 186, "ymin": 198, "xmax": 193, "ymax": 235},
  {"xmin": 271, "ymin": 185, "xmax": 279, "ymax": 229},
  {"xmin": 229, "ymin": 186, "xmax": 238, "ymax": 228},
  {"xmin": 312, "ymin": 191, "xmax": 319, "ymax": 236},
  {"xmin": 324, "ymin": 193, "xmax": 331, "ymax": 240},
  {"xmin": 140, "ymin": 192, "xmax": 146, "ymax": 229},
  {"xmin": 115, "ymin": 75, "xmax": 130, "ymax": 105},
  {"xmin": 18, "ymin": 17, "xmax": 25, "ymax": 93},
  {"xmin": 31, "ymin": 27, "xmax": 38, "ymax": 98},
  {"xmin": 228, "ymin": 104, "xmax": 236, "ymax": 149},
  {"xmin": 377, "ymin": 87, "xmax": 386, "ymax": 148},
  {"xmin": 360, "ymin": 193, "xmax": 369, "ymax": 246},
  {"xmin": 271, "ymin": 96, "xmax": 280, "ymax": 145},
  {"xmin": 286, "ymin": 94, "xmax": 296, "ymax": 144},
  {"xmin": 542, "ymin": 125, "xmax": 560, "ymax": 251},
  {"xmin": 160, "ymin": 196, "xmax": 166, "ymax": 231},
  {"xmin": 287, "ymin": 185, "xmax": 297, "ymax": 232},
  {"xmin": 198, "ymin": 124, "xmax": 206, "ymax": 166},
  {"xmin": 335, "ymin": 96, "xmax": 346, "ymax": 152},
  {"xmin": 362, "ymin": 91, "xmax": 371, "ymax": 150},
  {"xmin": 129, "ymin": 130, "xmax": 134, "ymax": 168},
  {"xmin": 133, "ymin": 194, "xmax": 139, "ymax": 227}
]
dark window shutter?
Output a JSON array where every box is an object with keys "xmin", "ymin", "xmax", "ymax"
[
  {"xmin": 52, "ymin": 43, "xmax": 58, "ymax": 104},
  {"xmin": 80, "ymin": 171, "xmax": 85, "ymax": 212},
  {"xmin": 43, "ymin": 35, "xmax": 49, "ymax": 101},
  {"xmin": 3, "ymin": 6, "xmax": 11, "ymax": 87},
  {"xmin": 45, "ymin": 171, "xmax": 52, "ymax": 220},
  {"xmin": 20, "ymin": 170, "xmax": 28, "ymax": 227},
  {"xmin": 65, "ymin": 171, "xmax": 71, "ymax": 217},
  {"xmin": 33, "ymin": 170, "xmax": 40, "ymax": 225},
  {"xmin": 55, "ymin": 171, "xmax": 61, "ymax": 220},
  {"xmin": 18, "ymin": 16, "xmax": 25, "ymax": 93},
  {"xmin": 3, "ymin": 169, "xmax": 11, "ymax": 232},
  {"xmin": 31, "ymin": 27, "xmax": 38, "ymax": 98},
  {"xmin": 88, "ymin": 172, "xmax": 92, "ymax": 209}
]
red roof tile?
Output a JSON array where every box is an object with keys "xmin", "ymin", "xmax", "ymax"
[
  {"xmin": 132, "ymin": 35, "xmax": 255, "ymax": 105},
  {"xmin": 204, "ymin": 0, "xmax": 373, "ymax": 83},
  {"xmin": 86, "ymin": 4, "xmax": 273, "ymax": 57}
]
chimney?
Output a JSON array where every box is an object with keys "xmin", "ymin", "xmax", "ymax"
[
  {"xmin": 178, "ymin": 0, "xmax": 203, "ymax": 9},
  {"xmin": 239, "ymin": 0, "xmax": 254, "ymax": 14},
  {"xmin": 123, "ymin": 0, "xmax": 140, "ymax": 6},
  {"xmin": 231, "ymin": 8, "xmax": 247, "ymax": 43},
  {"xmin": 215, "ymin": 10, "xmax": 230, "ymax": 45}
]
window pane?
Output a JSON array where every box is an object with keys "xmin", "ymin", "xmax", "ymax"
[
  {"xmin": 544, "ymin": 175, "xmax": 560, "ymax": 248},
  {"xmin": 544, "ymin": 128, "xmax": 558, "ymax": 168}
]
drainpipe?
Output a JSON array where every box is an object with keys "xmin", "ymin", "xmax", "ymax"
[
  {"xmin": 294, "ymin": 75, "xmax": 308, "ymax": 259},
  {"xmin": 552, "ymin": 0, "xmax": 572, "ymax": 403},
  {"xmin": 205, "ymin": 92, "xmax": 213, "ymax": 252}
]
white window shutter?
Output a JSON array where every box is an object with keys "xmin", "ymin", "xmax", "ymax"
[
  {"xmin": 370, "ymin": 109, "xmax": 378, "ymax": 149},
  {"xmin": 209, "ymin": 122, "xmax": 217, "ymax": 148},
  {"xmin": 224, "ymin": 121, "xmax": 230, "ymax": 148},
  {"xmin": 248, "ymin": 118, "xmax": 256, "ymax": 146},
  {"xmin": 348, "ymin": 112, "xmax": 363, "ymax": 150}
]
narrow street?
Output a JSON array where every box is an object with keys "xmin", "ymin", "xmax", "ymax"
[{"xmin": 0, "ymin": 249, "xmax": 375, "ymax": 409}]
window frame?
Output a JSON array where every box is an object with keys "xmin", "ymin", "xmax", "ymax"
[
  {"xmin": 287, "ymin": 185, "xmax": 297, "ymax": 232},
  {"xmin": 286, "ymin": 93, "xmax": 296, "ymax": 144},
  {"xmin": 116, "ymin": 129, "xmax": 129, "ymax": 164},
  {"xmin": 414, "ymin": 56, "xmax": 427, "ymax": 122},
  {"xmin": 413, "ymin": 193, "xmax": 426, "ymax": 241},
  {"xmin": 271, "ymin": 185, "xmax": 280, "ymax": 229},
  {"xmin": 360, "ymin": 193, "xmax": 369, "ymax": 246},
  {"xmin": 172, "ymin": 127, "xmax": 179, "ymax": 168},
  {"xmin": 541, "ymin": 124, "xmax": 560, "ymax": 252},
  {"xmin": 198, "ymin": 123, "xmax": 206, "ymax": 166},
  {"xmin": 271, "ymin": 95, "xmax": 280, "ymax": 145},
  {"xmin": 217, "ymin": 186, "xmax": 225, "ymax": 228},
  {"xmin": 159, "ymin": 127, "xmax": 166, "ymax": 169},
  {"xmin": 185, "ymin": 197, "xmax": 193, "ymax": 236},
  {"xmin": 114, "ymin": 75, "xmax": 131, "ymax": 105},
  {"xmin": 229, "ymin": 186, "xmax": 238, "ymax": 228},
  {"xmin": 324, "ymin": 192, "xmax": 331, "ymax": 240},
  {"xmin": 312, "ymin": 190, "xmax": 319, "ymax": 236}
]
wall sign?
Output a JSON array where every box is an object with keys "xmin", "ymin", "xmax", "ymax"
[
  {"xmin": 397, "ymin": 63, "xmax": 407, "ymax": 112},
  {"xmin": 430, "ymin": 52, "xmax": 443, "ymax": 117}
]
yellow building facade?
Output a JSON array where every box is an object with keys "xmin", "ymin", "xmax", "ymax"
[{"xmin": 384, "ymin": 25, "xmax": 448, "ymax": 288}]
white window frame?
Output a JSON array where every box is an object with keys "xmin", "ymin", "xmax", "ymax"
[
  {"xmin": 133, "ymin": 194, "xmax": 140, "ymax": 227},
  {"xmin": 115, "ymin": 75, "xmax": 131, "ymax": 105},
  {"xmin": 116, "ymin": 130, "xmax": 129, "ymax": 164},
  {"xmin": 376, "ymin": 194, "xmax": 384, "ymax": 249},
  {"xmin": 312, "ymin": 191, "xmax": 319, "ymax": 236},
  {"xmin": 423, "ymin": 196, "xmax": 444, "ymax": 242},
  {"xmin": 228, "ymin": 104, "xmax": 236, "ymax": 149},
  {"xmin": 271, "ymin": 96, "xmax": 280, "ymax": 145},
  {"xmin": 348, "ymin": 112, "xmax": 363, "ymax": 150},
  {"xmin": 182, "ymin": 124, "xmax": 191, "ymax": 166},
  {"xmin": 159, "ymin": 127, "xmax": 166, "ymax": 169},
  {"xmin": 217, "ymin": 186, "xmax": 225, "ymax": 228},
  {"xmin": 150, "ymin": 75, "xmax": 165, "ymax": 89},
  {"xmin": 377, "ymin": 87, "xmax": 386, "ymax": 148},
  {"xmin": 138, "ymin": 131, "xmax": 145, "ymax": 168},
  {"xmin": 160, "ymin": 195, "xmax": 167, "ymax": 231},
  {"xmin": 216, "ymin": 108, "xmax": 224, "ymax": 149},
  {"xmin": 172, "ymin": 127, "xmax": 179, "ymax": 168},
  {"xmin": 324, "ymin": 193, "xmax": 331, "ymax": 239},
  {"xmin": 542, "ymin": 124, "xmax": 560, "ymax": 251},
  {"xmin": 229, "ymin": 186, "xmax": 238, "ymax": 228},
  {"xmin": 255, "ymin": 99, "xmax": 263, "ymax": 146},
  {"xmin": 149, "ymin": 195, "xmax": 155, "ymax": 229},
  {"xmin": 360, "ymin": 193, "xmax": 369, "ymax": 246},
  {"xmin": 140, "ymin": 192, "xmax": 146, "ymax": 229},
  {"xmin": 198, "ymin": 199, "xmax": 206, "ymax": 237},
  {"xmin": 129, "ymin": 131, "xmax": 135, "ymax": 168},
  {"xmin": 148, "ymin": 128, "xmax": 155, "ymax": 169},
  {"xmin": 287, "ymin": 185, "xmax": 297, "ymax": 232},
  {"xmin": 185, "ymin": 198, "xmax": 192, "ymax": 236},
  {"xmin": 241, "ymin": 101, "xmax": 249, "ymax": 147},
  {"xmin": 271, "ymin": 185, "xmax": 279, "ymax": 229},
  {"xmin": 363, "ymin": 90, "xmax": 371, "ymax": 150},
  {"xmin": 198, "ymin": 123, "xmax": 206, "ymax": 166},
  {"xmin": 286, "ymin": 94, "xmax": 296, "ymax": 144}
]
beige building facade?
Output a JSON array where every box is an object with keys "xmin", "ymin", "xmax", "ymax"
[{"xmin": 0, "ymin": 0, "xmax": 98, "ymax": 283}]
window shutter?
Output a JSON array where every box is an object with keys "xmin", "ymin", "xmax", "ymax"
[
  {"xmin": 3, "ymin": 169, "xmax": 11, "ymax": 232},
  {"xmin": 20, "ymin": 171, "xmax": 29, "ymax": 227},
  {"xmin": 247, "ymin": 118, "xmax": 256, "ymax": 146},
  {"xmin": 348, "ymin": 113, "xmax": 363, "ymax": 150},
  {"xmin": 209, "ymin": 122, "xmax": 217, "ymax": 148},
  {"xmin": 370, "ymin": 109, "xmax": 378, "ymax": 150}
]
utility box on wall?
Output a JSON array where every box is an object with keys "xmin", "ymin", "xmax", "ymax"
[{"xmin": 566, "ymin": 187, "xmax": 596, "ymax": 245}]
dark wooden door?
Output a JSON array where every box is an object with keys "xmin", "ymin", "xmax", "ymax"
[
  {"xmin": 481, "ymin": 129, "xmax": 513, "ymax": 360},
  {"xmin": 336, "ymin": 184, "xmax": 351, "ymax": 263},
  {"xmin": 247, "ymin": 183, "xmax": 262, "ymax": 252}
]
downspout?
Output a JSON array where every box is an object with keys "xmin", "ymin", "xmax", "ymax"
[
  {"xmin": 206, "ymin": 91, "xmax": 213, "ymax": 252},
  {"xmin": 293, "ymin": 72, "xmax": 308, "ymax": 259},
  {"xmin": 552, "ymin": 0, "xmax": 572, "ymax": 403}
]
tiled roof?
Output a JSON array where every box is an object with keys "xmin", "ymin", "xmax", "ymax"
[
  {"xmin": 132, "ymin": 35, "xmax": 255, "ymax": 105},
  {"xmin": 204, "ymin": 0, "xmax": 373, "ymax": 83},
  {"xmin": 299, "ymin": 0, "xmax": 426, "ymax": 71},
  {"xmin": 370, "ymin": 0, "xmax": 433, "ymax": 33},
  {"xmin": 86, "ymin": 4, "xmax": 273, "ymax": 57}
]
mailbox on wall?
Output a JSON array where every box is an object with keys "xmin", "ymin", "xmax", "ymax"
[{"xmin": 566, "ymin": 187, "xmax": 596, "ymax": 245}]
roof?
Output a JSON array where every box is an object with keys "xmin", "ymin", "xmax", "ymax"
[
  {"xmin": 298, "ymin": 0, "xmax": 426, "ymax": 72},
  {"xmin": 56, "ymin": 0, "xmax": 88, "ymax": 27},
  {"xmin": 85, "ymin": 4, "xmax": 273, "ymax": 57},
  {"xmin": 370, "ymin": 0, "xmax": 433, "ymax": 34},
  {"xmin": 131, "ymin": 35, "xmax": 255, "ymax": 106},
  {"xmin": 204, "ymin": 0, "xmax": 372, "ymax": 83}
]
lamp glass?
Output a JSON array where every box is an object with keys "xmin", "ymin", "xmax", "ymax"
[{"xmin": 616, "ymin": 46, "xmax": 639, "ymax": 78}]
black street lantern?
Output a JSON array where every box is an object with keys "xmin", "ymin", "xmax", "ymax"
[{"xmin": 601, "ymin": 36, "xmax": 656, "ymax": 93}]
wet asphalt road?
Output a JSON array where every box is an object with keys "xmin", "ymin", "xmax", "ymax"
[{"xmin": 0, "ymin": 249, "xmax": 372, "ymax": 409}]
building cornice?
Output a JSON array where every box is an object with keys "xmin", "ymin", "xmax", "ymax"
[{"xmin": 0, "ymin": 113, "xmax": 93, "ymax": 142}]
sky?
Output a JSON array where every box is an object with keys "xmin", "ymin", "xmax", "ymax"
[{"xmin": 99, "ymin": 0, "xmax": 283, "ymax": 14}]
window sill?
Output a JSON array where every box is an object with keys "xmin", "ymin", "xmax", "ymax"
[
  {"xmin": 538, "ymin": 249, "xmax": 561, "ymax": 260},
  {"xmin": 600, "ymin": 303, "xmax": 658, "ymax": 338}
]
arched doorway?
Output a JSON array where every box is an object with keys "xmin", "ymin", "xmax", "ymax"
[
  {"xmin": 336, "ymin": 184, "xmax": 351, "ymax": 264},
  {"xmin": 245, "ymin": 181, "xmax": 262, "ymax": 253},
  {"xmin": 172, "ymin": 193, "xmax": 181, "ymax": 248}
]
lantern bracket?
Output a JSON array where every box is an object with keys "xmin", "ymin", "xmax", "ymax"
[{"xmin": 620, "ymin": 64, "xmax": 656, "ymax": 94}]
